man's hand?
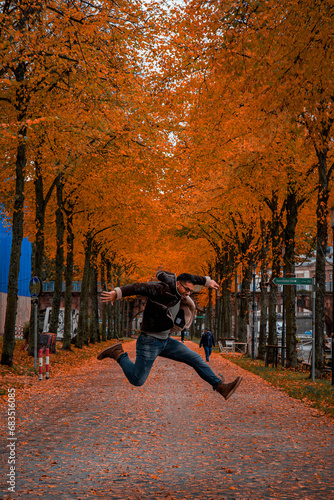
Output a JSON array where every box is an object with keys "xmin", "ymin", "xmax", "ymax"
[
  {"xmin": 101, "ymin": 290, "xmax": 117, "ymax": 304},
  {"xmin": 208, "ymin": 279, "xmax": 219, "ymax": 290}
]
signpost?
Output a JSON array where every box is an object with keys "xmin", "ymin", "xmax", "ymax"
[
  {"xmin": 29, "ymin": 277, "xmax": 43, "ymax": 374},
  {"xmin": 273, "ymin": 277, "xmax": 312, "ymax": 286},
  {"xmin": 273, "ymin": 276, "xmax": 314, "ymax": 381}
]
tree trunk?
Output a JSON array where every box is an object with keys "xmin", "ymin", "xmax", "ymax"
[
  {"xmin": 28, "ymin": 158, "xmax": 45, "ymax": 355},
  {"xmin": 1, "ymin": 124, "xmax": 27, "ymax": 366},
  {"xmin": 221, "ymin": 278, "xmax": 232, "ymax": 338},
  {"xmin": 1, "ymin": 56, "xmax": 29, "ymax": 367},
  {"xmin": 115, "ymin": 268, "xmax": 121, "ymax": 337},
  {"xmin": 62, "ymin": 205, "xmax": 74, "ymax": 350},
  {"xmin": 28, "ymin": 156, "xmax": 58, "ymax": 355},
  {"xmin": 121, "ymin": 299, "xmax": 126, "ymax": 337},
  {"xmin": 76, "ymin": 234, "xmax": 92, "ymax": 348},
  {"xmin": 190, "ymin": 320, "xmax": 195, "ymax": 340},
  {"xmin": 126, "ymin": 299, "xmax": 131, "ymax": 336},
  {"xmin": 48, "ymin": 177, "xmax": 65, "ymax": 351},
  {"xmin": 268, "ymin": 194, "xmax": 282, "ymax": 347},
  {"xmin": 258, "ymin": 220, "xmax": 269, "ymax": 359},
  {"xmin": 207, "ymin": 288, "xmax": 213, "ymax": 332},
  {"xmin": 284, "ymin": 186, "xmax": 298, "ymax": 368},
  {"xmin": 215, "ymin": 272, "xmax": 220, "ymax": 338},
  {"xmin": 234, "ymin": 269, "xmax": 238, "ymax": 339},
  {"xmin": 89, "ymin": 250, "xmax": 100, "ymax": 344},
  {"xmin": 106, "ymin": 259, "xmax": 113, "ymax": 340},
  {"xmin": 314, "ymin": 150, "xmax": 329, "ymax": 372},
  {"xmin": 268, "ymin": 283, "xmax": 278, "ymax": 347},
  {"xmin": 238, "ymin": 270, "xmax": 250, "ymax": 343},
  {"xmin": 220, "ymin": 251, "xmax": 233, "ymax": 338},
  {"xmin": 113, "ymin": 302, "xmax": 119, "ymax": 338},
  {"xmin": 100, "ymin": 253, "xmax": 107, "ymax": 342},
  {"xmin": 258, "ymin": 267, "xmax": 268, "ymax": 360}
]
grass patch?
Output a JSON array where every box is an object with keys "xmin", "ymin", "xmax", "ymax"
[{"xmin": 221, "ymin": 353, "xmax": 334, "ymax": 418}]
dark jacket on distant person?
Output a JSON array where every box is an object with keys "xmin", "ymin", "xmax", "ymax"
[{"xmin": 200, "ymin": 330, "xmax": 215, "ymax": 349}]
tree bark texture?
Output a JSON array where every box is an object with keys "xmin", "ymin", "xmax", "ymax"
[
  {"xmin": 115, "ymin": 269, "xmax": 122, "ymax": 338},
  {"xmin": 106, "ymin": 259, "xmax": 113, "ymax": 340},
  {"xmin": 100, "ymin": 254, "xmax": 107, "ymax": 342},
  {"xmin": 238, "ymin": 270, "xmax": 250, "ymax": 343},
  {"xmin": 28, "ymin": 154, "xmax": 57, "ymax": 354},
  {"xmin": 48, "ymin": 177, "xmax": 65, "ymax": 351},
  {"xmin": 258, "ymin": 267, "xmax": 268, "ymax": 360},
  {"xmin": 284, "ymin": 186, "xmax": 299, "ymax": 368},
  {"xmin": 1, "ymin": 53, "xmax": 29, "ymax": 366},
  {"xmin": 221, "ymin": 280, "xmax": 232, "ymax": 338},
  {"xmin": 28, "ymin": 159, "xmax": 45, "ymax": 355},
  {"xmin": 121, "ymin": 299, "xmax": 126, "ymax": 337},
  {"xmin": 268, "ymin": 194, "xmax": 282, "ymax": 347},
  {"xmin": 258, "ymin": 220, "xmax": 269, "ymax": 359},
  {"xmin": 207, "ymin": 288, "xmax": 214, "ymax": 333},
  {"xmin": 63, "ymin": 206, "xmax": 74, "ymax": 350},
  {"xmin": 314, "ymin": 154, "xmax": 329, "ymax": 371},
  {"xmin": 89, "ymin": 250, "xmax": 100, "ymax": 344},
  {"xmin": 77, "ymin": 234, "xmax": 92, "ymax": 348},
  {"xmin": 1, "ymin": 125, "xmax": 27, "ymax": 366},
  {"xmin": 220, "ymin": 251, "xmax": 233, "ymax": 338}
]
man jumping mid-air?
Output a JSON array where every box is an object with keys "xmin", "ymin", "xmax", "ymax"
[{"xmin": 98, "ymin": 270, "xmax": 242, "ymax": 400}]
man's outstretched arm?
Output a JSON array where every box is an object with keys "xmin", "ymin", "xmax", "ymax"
[{"xmin": 101, "ymin": 281, "xmax": 166, "ymax": 305}]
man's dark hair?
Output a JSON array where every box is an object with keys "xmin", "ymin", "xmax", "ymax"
[{"xmin": 177, "ymin": 273, "xmax": 197, "ymax": 284}]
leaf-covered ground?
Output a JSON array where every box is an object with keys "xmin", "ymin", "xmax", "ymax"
[
  {"xmin": 219, "ymin": 352, "xmax": 334, "ymax": 417},
  {"xmin": 1, "ymin": 340, "xmax": 333, "ymax": 499}
]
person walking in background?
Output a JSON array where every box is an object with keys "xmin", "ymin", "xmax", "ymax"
[
  {"xmin": 98, "ymin": 270, "xmax": 242, "ymax": 401},
  {"xmin": 180, "ymin": 329, "xmax": 186, "ymax": 343},
  {"xmin": 200, "ymin": 328, "xmax": 215, "ymax": 362}
]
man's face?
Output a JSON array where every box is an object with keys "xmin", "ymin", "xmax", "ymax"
[{"xmin": 177, "ymin": 281, "xmax": 195, "ymax": 298}]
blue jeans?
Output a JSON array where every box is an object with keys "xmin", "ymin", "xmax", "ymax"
[
  {"xmin": 118, "ymin": 334, "xmax": 221, "ymax": 389},
  {"xmin": 203, "ymin": 345, "xmax": 212, "ymax": 362}
]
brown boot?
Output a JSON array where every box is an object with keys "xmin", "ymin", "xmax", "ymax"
[
  {"xmin": 97, "ymin": 342, "xmax": 124, "ymax": 361},
  {"xmin": 216, "ymin": 376, "xmax": 242, "ymax": 400}
]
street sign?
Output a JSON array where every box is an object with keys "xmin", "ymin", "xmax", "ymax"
[
  {"xmin": 273, "ymin": 277, "xmax": 312, "ymax": 285},
  {"xmin": 29, "ymin": 276, "xmax": 43, "ymax": 298}
]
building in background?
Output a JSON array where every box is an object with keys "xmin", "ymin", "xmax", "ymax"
[{"xmin": 0, "ymin": 216, "xmax": 32, "ymax": 335}]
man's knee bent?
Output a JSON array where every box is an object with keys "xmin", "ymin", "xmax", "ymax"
[
  {"xmin": 131, "ymin": 378, "xmax": 145, "ymax": 387},
  {"xmin": 129, "ymin": 373, "xmax": 149, "ymax": 387}
]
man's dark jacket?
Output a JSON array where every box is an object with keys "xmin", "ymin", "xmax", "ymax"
[{"xmin": 114, "ymin": 271, "xmax": 209, "ymax": 333}]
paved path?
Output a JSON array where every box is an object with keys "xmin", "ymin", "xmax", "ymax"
[{"xmin": 1, "ymin": 340, "xmax": 333, "ymax": 500}]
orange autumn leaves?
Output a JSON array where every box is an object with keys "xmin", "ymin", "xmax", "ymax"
[{"xmin": 1, "ymin": 0, "xmax": 333, "ymax": 278}]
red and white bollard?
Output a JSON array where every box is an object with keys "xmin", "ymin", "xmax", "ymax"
[
  {"xmin": 39, "ymin": 349, "xmax": 43, "ymax": 381},
  {"xmin": 45, "ymin": 348, "xmax": 50, "ymax": 380},
  {"xmin": 15, "ymin": 325, "xmax": 23, "ymax": 339}
]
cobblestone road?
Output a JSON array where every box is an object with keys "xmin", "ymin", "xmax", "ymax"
[{"xmin": 1, "ymin": 340, "xmax": 333, "ymax": 500}]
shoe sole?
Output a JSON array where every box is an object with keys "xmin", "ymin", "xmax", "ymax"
[
  {"xmin": 97, "ymin": 342, "xmax": 122, "ymax": 360},
  {"xmin": 225, "ymin": 376, "xmax": 243, "ymax": 400}
]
